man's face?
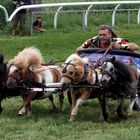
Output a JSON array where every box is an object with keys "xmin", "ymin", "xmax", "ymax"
[
  {"xmin": 37, "ymin": 18, "xmax": 42, "ymax": 22},
  {"xmin": 99, "ymin": 29, "xmax": 112, "ymax": 44}
]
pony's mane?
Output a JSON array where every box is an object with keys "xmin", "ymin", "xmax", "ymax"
[
  {"xmin": 111, "ymin": 60, "xmax": 132, "ymax": 82},
  {"xmin": 9, "ymin": 47, "xmax": 43, "ymax": 69},
  {"xmin": 65, "ymin": 54, "xmax": 87, "ymax": 64}
]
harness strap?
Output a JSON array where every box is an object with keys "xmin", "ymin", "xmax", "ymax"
[
  {"xmin": 103, "ymin": 42, "xmax": 113, "ymax": 55},
  {"xmin": 61, "ymin": 74, "xmax": 74, "ymax": 82}
]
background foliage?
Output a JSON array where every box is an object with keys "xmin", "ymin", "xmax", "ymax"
[
  {"xmin": 0, "ymin": 0, "xmax": 13, "ymax": 30},
  {"xmin": 1, "ymin": 0, "xmax": 140, "ymax": 34}
]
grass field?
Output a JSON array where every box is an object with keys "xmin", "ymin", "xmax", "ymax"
[
  {"xmin": 0, "ymin": 26, "xmax": 140, "ymax": 140},
  {"xmin": 1, "ymin": 26, "xmax": 140, "ymax": 61}
]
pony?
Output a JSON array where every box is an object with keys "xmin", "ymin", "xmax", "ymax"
[
  {"xmin": 0, "ymin": 53, "xmax": 28, "ymax": 113},
  {"xmin": 101, "ymin": 57, "xmax": 139, "ymax": 118},
  {"xmin": 6, "ymin": 47, "xmax": 64, "ymax": 116},
  {"xmin": 61, "ymin": 53, "xmax": 108, "ymax": 122}
]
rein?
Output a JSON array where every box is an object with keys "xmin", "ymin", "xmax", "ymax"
[
  {"xmin": 87, "ymin": 43, "xmax": 114, "ymax": 68},
  {"xmin": 62, "ymin": 61, "xmax": 77, "ymax": 83},
  {"xmin": 62, "ymin": 61, "xmax": 89, "ymax": 84},
  {"xmin": 103, "ymin": 42, "xmax": 113, "ymax": 55}
]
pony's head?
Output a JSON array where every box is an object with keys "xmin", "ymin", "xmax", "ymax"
[
  {"xmin": 101, "ymin": 57, "xmax": 133, "ymax": 88},
  {"xmin": 61, "ymin": 54, "xmax": 94, "ymax": 87},
  {"xmin": 6, "ymin": 47, "xmax": 43, "ymax": 88},
  {"xmin": 101, "ymin": 61, "xmax": 116, "ymax": 87},
  {"xmin": 6, "ymin": 64, "xmax": 23, "ymax": 88}
]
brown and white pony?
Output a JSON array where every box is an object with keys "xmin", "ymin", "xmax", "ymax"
[
  {"xmin": 6, "ymin": 47, "xmax": 64, "ymax": 116},
  {"xmin": 61, "ymin": 54, "xmax": 107, "ymax": 122}
]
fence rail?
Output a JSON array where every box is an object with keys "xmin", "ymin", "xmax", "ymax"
[{"xmin": 0, "ymin": 1, "xmax": 140, "ymax": 31}]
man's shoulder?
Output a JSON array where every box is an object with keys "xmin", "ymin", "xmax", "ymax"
[
  {"xmin": 90, "ymin": 36, "xmax": 99, "ymax": 48},
  {"xmin": 91, "ymin": 36, "xmax": 98, "ymax": 41}
]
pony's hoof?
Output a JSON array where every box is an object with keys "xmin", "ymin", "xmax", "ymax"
[
  {"xmin": 99, "ymin": 115, "xmax": 104, "ymax": 122},
  {"xmin": 99, "ymin": 113, "xmax": 108, "ymax": 122},
  {"xmin": 127, "ymin": 109, "xmax": 133, "ymax": 116},
  {"xmin": 99, "ymin": 116, "xmax": 106, "ymax": 122},
  {"xmin": 18, "ymin": 107, "xmax": 26, "ymax": 116},
  {"xmin": 69, "ymin": 116, "xmax": 75, "ymax": 122},
  {"xmin": 17, "ymin": 112, "xmax": 25, "ymax": 116}
]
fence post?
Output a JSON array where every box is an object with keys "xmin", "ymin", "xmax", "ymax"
[
  {"xmin": 112, "ymin": 4, "xmax": 121, "ymax": 27},
  {"xmin": 128, "ymin": 9, "xmax": 130, "ymax": 26},
  {"xmin": 84, "ymin": 5, "xmax": 94, "ymax": 27},
  {"xmin": 0, "ymin": 5, "xmax": 9, "ymax": 21},
  {"xmin": 54, "ymin": 6, "xmax": 63, "ymax": 28},
  {"xmin": 137, "ymin": 9, "xmax": 140, "ymax": 24},
  {"xmin": 82, "ymin": 11, "xmax": 86, "ymax": 31}
]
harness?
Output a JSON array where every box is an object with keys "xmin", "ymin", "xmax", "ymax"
[
  {"xmin": 62, "ymin": 60, "xmax": 99, "ymax": 85},
  {"xmin": 62, "ymin": 61, "xmax": 77, "ymax": 83},
  {"xmin": 102, "ymin": 62, "xmax": 118, "ymax": 82},
  {"xmin": 7, "ymin": 64, "xmax": 23, "ymax": 84}
]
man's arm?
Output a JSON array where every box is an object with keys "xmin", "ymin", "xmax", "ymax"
[
  {"xmin": 76, "ymin": 39, "xmax": 93, "ymax": 52},
  {"xmin": 126, "ymin": 42, "xmax": 139, "ymax": 51},
  {"xmin": 112, "ymin": 41, "xmax": 139, "ymax": 51},
  {"xmin": 112, "ymin": 38, "xmax": 139, "ymax": 51}
]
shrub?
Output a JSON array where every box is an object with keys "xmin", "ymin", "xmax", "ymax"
[{"xmin": 0, "ymin": 0, "xmax": 13, "ymax": 30}]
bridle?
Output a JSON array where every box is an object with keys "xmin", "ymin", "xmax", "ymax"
[
  {"xmin": 62, "ymin": 61, "xmax": 78, "ymax": 83},
  {"xmin": 62, "ymin": 60, "xmax": 94, "ymax": 84},
  {"xmin": 7, "ymin": 64, "xmax": 23, "ymax": 84},
  {"xmin": 101, "ymin": 62, "xmax": 117, "ymax": 81}
]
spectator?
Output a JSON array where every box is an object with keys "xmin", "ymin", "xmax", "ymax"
[
  {"xmin": 33, "ymin": 17, "xmax": 46, "ymax": 32},
  {"xmin": 76, "ymin": 25, "xmax": 139, "ymax": 52},
  {"xmin": 12, "ymin": 0, "xmax": 31, "ymax": 36}
]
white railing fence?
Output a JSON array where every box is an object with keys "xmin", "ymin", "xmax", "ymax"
[{"xmin": 0, "ymin": 1, "xmax": 140, "ymax": 33}]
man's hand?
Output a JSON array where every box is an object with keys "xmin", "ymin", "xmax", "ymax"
[
  {"xmin": 13, "ymin": 1, "xmax": 17, "ymax": 5},
  {"xmin": 20, "ymin": 1, "xmax": 24, "ymax": 6},
  {"xmin": 40, "ymin": 29, "xmax": 46, "ymax": 32},
  {"xmin": 111, "ymin": 42, "xmax": 121, "ymax": 49}
]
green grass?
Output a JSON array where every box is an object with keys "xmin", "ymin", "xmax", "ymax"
[
  {"xmin": 0, "ymin": 27, "xmax": 140, "ymax": 139},
  {"xmin": 1, "ymin": 26, "xmax": 140, "ymax": 61},
  {"xmin": 0, "ymin": 97, "xmax": 140, "ymax": 140}
]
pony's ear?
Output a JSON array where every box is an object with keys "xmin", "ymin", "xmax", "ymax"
[{"xmin": 111, "ymin": 56, "xmax": 116, "ymax": 62}]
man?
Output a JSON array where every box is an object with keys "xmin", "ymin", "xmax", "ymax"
[
  {"xmin": 33, "ymin": 17, "xmax": 46, "ymax": 32},
  {"xmin": 12, "ymin": 0, "xmax": 31, "ymax": 36},
  {"xmin": 76, "ymin": 25, "xmax": 139, "ymax": 52}
]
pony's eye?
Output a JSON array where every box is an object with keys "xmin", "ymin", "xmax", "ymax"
[
  {"xmin": 69, "ymin": 71, "xmax": 73, "ymax": 75},
  {"xmin": 110, "ymin": 68, "xmax": 114, "ymax": 72},
  {"xmin": 15, "ymin": 70, "xmax": 18, "ymax": 73}
]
